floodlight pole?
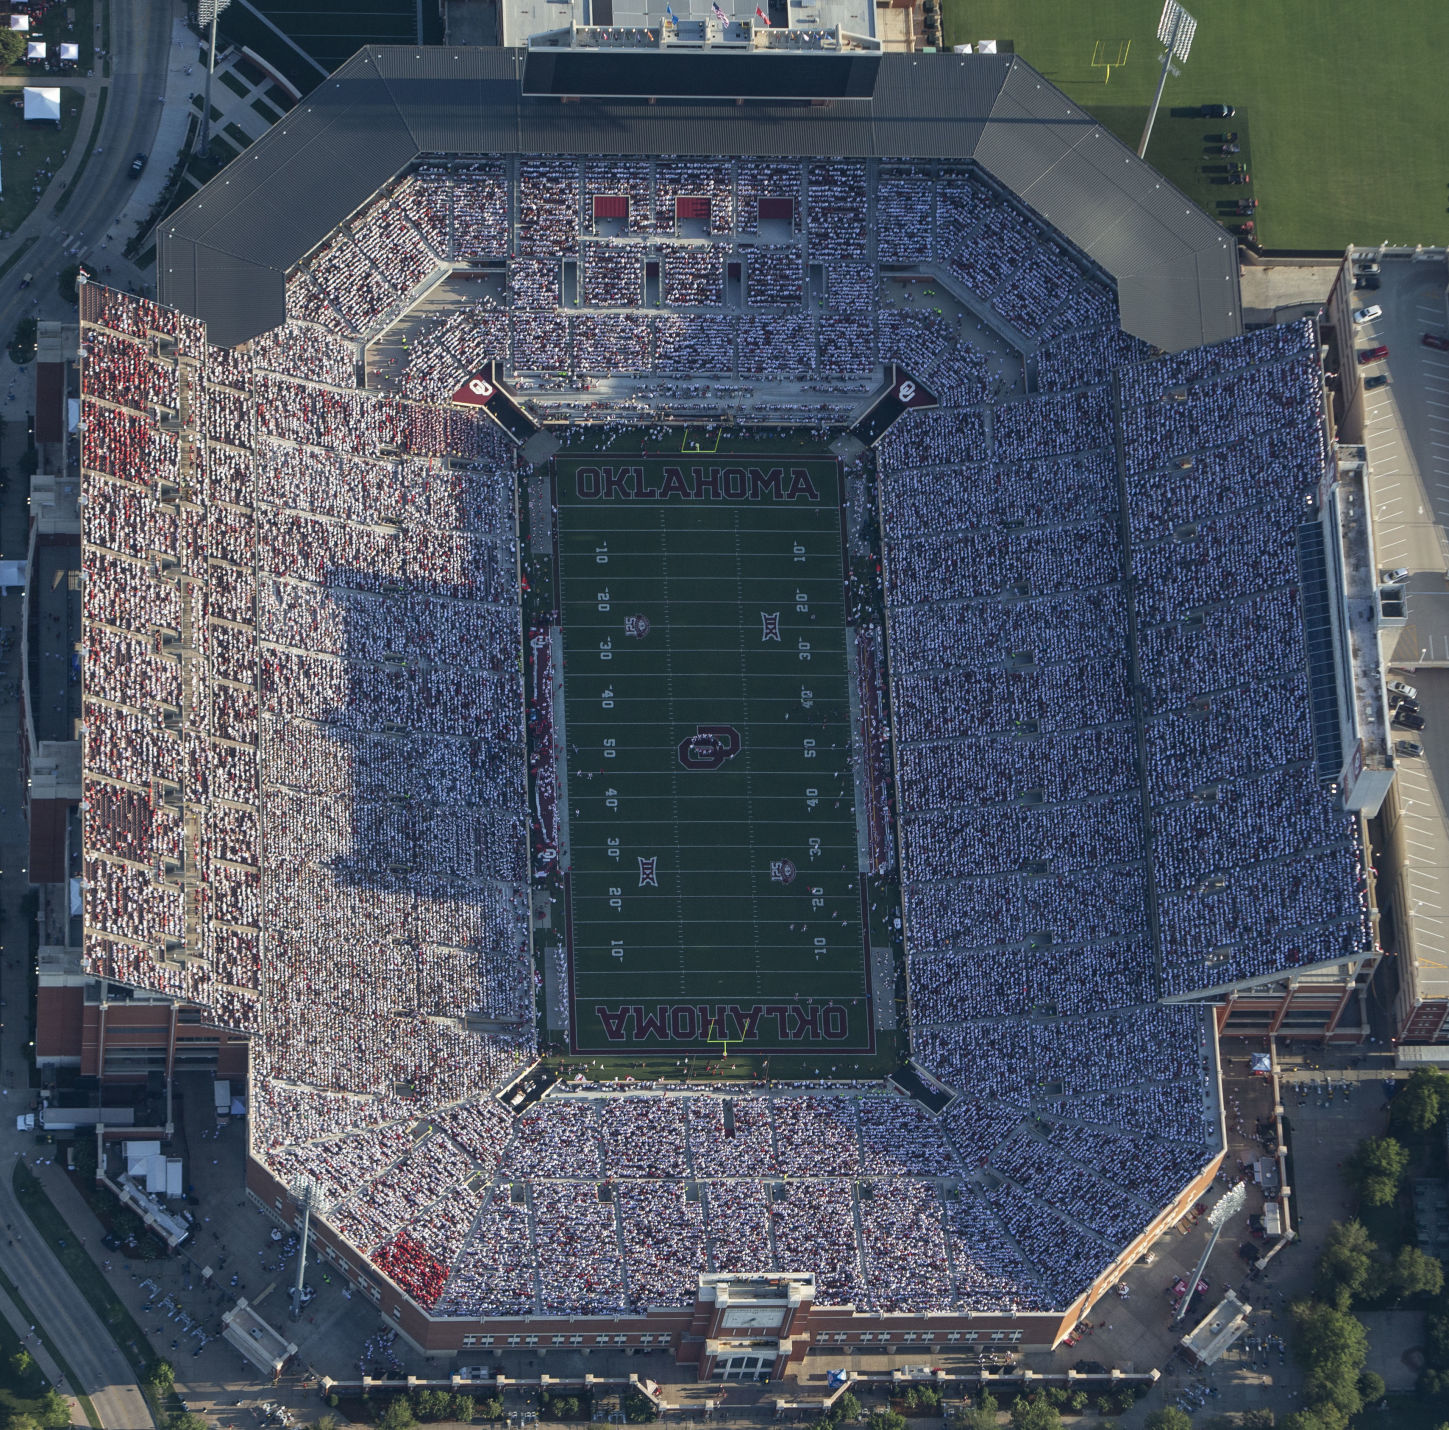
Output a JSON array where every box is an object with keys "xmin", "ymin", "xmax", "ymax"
[
  {"xmin": 1174, "ymin": 1182, "xmax": 1247, "ymax": 1325},
  {"xmin": 1137, "ymin": 3, "xmax": 1193, "ymax": 159},
  {"xmin": 200, "ymin": 2, "xmax": 219, "ymax": 152}
]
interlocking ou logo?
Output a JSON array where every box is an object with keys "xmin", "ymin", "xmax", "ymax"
[
  {"xmin": 897, "ymin": 379, "xmax": 916, "ymax": 403},
  {"xmin": 761, "ymin": 611, "xmax": 781, "ymax": 642},
  {"xmin": 638, "ymin": 856, "xmax": 659, "ymax": 887},
  {"xmin": 677, "ymin": 723, "xmax": 743, "ymax": 771}
]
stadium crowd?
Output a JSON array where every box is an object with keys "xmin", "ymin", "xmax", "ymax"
[{"xmin": 69, "ymin": 152, "xmax": 1368, "ymax": 1330}]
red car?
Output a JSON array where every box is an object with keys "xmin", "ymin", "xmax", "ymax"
[
  {"xmin": 1424, "ymin": 333, "xmax": 1449, "ymax": 351},
  {"xmin": 1359, "ymin": 345, "xmax": 1389, "ymax": 365}
]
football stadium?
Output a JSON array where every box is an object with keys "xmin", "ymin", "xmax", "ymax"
[{"xmin": 72, "ymin": 40, "xmax": 1387, "ymax": 1374}]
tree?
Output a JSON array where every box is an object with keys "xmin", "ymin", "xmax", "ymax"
[
  {"xmin": 9, "ymin": 1350, "xmax": 33, "ymax": 1379},
  {"xmin": 0, "ymin": 29, "xmax": 26, "ymax": 66},
  {"xmin": 1240, "ymin": 1413, "xmax": 1277, "ymax": 1430},
  {"xmin": 143, "ymin": 1359, "xmax": 176, "ymax": 1401},
  {"xmin": 864, "ymin": 1412, "xmax": 906, "ymax": 1430},
  {"xmin": 35, "ymin": 1391, "xmax": 73, "ymax": 1430},
  {"xmin": 1392, "ymin": 1067, "xmax": 1449, "ymax": 1136},
  {"xmin": 8, "ymin": 316, "xmax": 38, "ymax": 366},
  {"xmin": 1318, "ymin": 1220, "xmax": 1379, "ymax": 1301},
  {"xmin": 1393, "ymin": 1245, "xmax": 1445, "ymax": 1301},
  {"xmin": 449, "ymin": 1395, "xmax": 477, "ymax": 1422},
  {"xmin": 1008, "ymin": 1397, "xmax": 1063, "ymax": 1430},
  {"xmin": 833, "ymin": 1393, "xmax": 861, "ymax": 1423},
  {"xmin": 414, "ymin": 1389, "xmax": 451, "ymax": 1421},
  {"xmin": 1291, "ymin": 1298, "xmax": 1369, "ymax": 1419},
  {"xmin": 1279, "ymin": 1409, "xmax": 1349, "ymax": 1430},
  {"xmin": 1144, "ymin": 1410, "xmax": 1194, "ymax": 1430},
  {"xmin": 1346, "ymin": 1136, "xmax": 1410, "ymax": 1208},
  {"xmin": 378, "ymin": 1398, "xmax": 417, "ymax": 1430},
  {"xmin": 1357, "ymin": 1369, "xmax": 1386, "ymax": 1404},
  {"xmin": 164, "ymin": 1415, "xmax": 208, "ymax": 1430}
]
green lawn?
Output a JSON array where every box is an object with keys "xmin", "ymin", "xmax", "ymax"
[
  {"xmin": 2, "ymin": 0, "xmax": 93, "ymax": 76},
  {"xmin": 941, "ymin": 0, "xmax": 1449, "ymax": 251},
  {"xmin": 554, "ymin": 441, "xmax": 875, "ymax": 1057},
  {"xmin": 0, "ymin": 89, "xmax": 84, "ymax": 236}
]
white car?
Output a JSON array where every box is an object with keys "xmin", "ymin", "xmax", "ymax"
[
  {"xmin": 1354, "ymin": 304, "xmax": 1383, "ymax": 325},
  {"xmin": 1389, "ymin": 678, "xmax": 1418, "ymax": 701}
]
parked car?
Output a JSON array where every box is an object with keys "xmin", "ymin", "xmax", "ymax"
[
  {"xmin": 1395, "ymin": 709, "xmax": 1426, "ymax": 731},
  {"xmin": 1423, "ymin": 333, "xmax": 1449, "ymax": 351},
  {"xmin": 1389, "ymin": 678, "xmax": 1418, "ymax": 699},
  {"xmin": 1358, "ymin": 345, "xmax": 1389, "ymax": 364},
  {"xmin": 1355, "ymin": 260, "xmax": 1382, "ymax": 276},
  {"xmin": 1397, "ymin": 741, "xmax": 1424, "ymax": 758},
  {"xmin": 1365, "ymin": 374, "xmax": 1390, "ymax": 390},
  {"xmin": 129, "ymin": 152, "xmax": 147, "ymax": 177},
  {"xmin": 1200, "ymin": 103, "xmax": 1235, "ymax": 117},
  {"xmin": 1354, "ymin": 304, "xmax": 1383, "ymax": 324}
]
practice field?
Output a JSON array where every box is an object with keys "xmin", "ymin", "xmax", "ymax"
[
  {"xmin": 554, "ymin": 447, "xmax": 873, "ymax": 1056},
  {"xmin": 943, "ymin": 0, "xmax": 1449, "ymax": 251}
]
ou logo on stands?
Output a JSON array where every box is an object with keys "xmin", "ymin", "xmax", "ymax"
[
  {"xmin": 468, "ymin": 377, "xmax": 495, "ymax": 400},
  {"xmin": 897, "ymin": 380, "xmax": 917, "ymax": 403}
]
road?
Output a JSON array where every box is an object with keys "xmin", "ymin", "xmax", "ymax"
[
  {"xmin": 0, "ymin": 7, "xmax": 181, "ymax": 1424},
  {"xmin": 0, "ymin": 0, "xmax": 177, "ymax": 386}
]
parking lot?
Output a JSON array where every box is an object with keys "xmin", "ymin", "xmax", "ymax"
[{"xmin": 1353, "ymin": 256, "xmax": 1449, "ymax": 667}]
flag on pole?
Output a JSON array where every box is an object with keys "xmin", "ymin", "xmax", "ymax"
[
  {"xmin": 711, "ymin": 2, "xmax": 727, "ymax": 21},
  {"xmin": 665, "ymin": 5, "xmax": 678, "ymax": 21},
  {"xmin": 754, "ymin": 6, "xmax": 770, "ymax": 23}
]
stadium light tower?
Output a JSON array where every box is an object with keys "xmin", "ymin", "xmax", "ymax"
[
  {"xmin": 196, "ymin": 0, "xmax": 232, "ymax": 154},
  {"xmin": 288, "ymin": 1177, "xmax": 327, "ymax": 1321},
  {"xmin": 1174, "ymin": 1181, "xmax": 1247, "ymax": 1324},
  {"xmin": 1137, "ymin": 0, "xmax": 1197, "ymax": 159}
]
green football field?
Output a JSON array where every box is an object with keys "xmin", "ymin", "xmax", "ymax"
[
  {"xmin": 553, "ymin": 444, "xmax": 874, "ymax": 1056},
  {"xmin": 943, "ymin": 0, "xmax": 1449, "ymax": 252}
]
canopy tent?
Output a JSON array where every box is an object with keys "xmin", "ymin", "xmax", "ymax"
[
  {"xmin": 59, "ymin": 42, "xmax": 79, "ymax": 60},
  {"xmin": 26, "ymin": 40, "xmax": 44, "ymax": 59},
  {"xmin": 8, "ymin": 13, "xmax": 28, "ymax": 29},
  {"xmin": 23, "ymin": 87, "xmax": 61, "ymax": 122}
]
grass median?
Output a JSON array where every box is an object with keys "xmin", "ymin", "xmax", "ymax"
[{"xmin": 12, "ymin": 1161, "xmax": 157, "ymax": 1382}]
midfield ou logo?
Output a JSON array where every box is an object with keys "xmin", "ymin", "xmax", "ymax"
[
  {"xmin": 897, "ymin": 379, "xmax": 916, "ymax": 403},
  {"xmin": 469, "ymin": 377, "xmax": 495, "ymax": 400}
]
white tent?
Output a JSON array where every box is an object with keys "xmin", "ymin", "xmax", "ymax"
[
  {"xmin": 8, "ymin": 13, "xmax": 29, "ymax": 29},
  {"xmin": 26, "ymin": 40, "xmax": 45, "ymax": 59},
  {"xmin": 23, "ymin": 87, "xmax": 61, "ymax": 123},
  {"xmin": 59, "ymin": 42, "xmax": 78, "ymax": 60}
]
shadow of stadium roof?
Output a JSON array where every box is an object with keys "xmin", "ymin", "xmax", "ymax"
[{"xmin": 158, "ymin": 46, "xmax": 1242, "ymax": 353}]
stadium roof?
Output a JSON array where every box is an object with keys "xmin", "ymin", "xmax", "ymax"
[{"xmin": 158, "ymin": 46, "xmax": 1241, "ymax": 353}]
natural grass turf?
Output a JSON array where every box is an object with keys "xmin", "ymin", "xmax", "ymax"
[
  {"xmin": 554, "ymin": 445, "xmax": 874, "ymax": 1056},
  {"xmin": 940, "ymin": 0, "xmax": 1449, "ymax": 251},
  {"xmin": 0, "ymin": 90, "xmax": 83, "ymax": 235}
]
